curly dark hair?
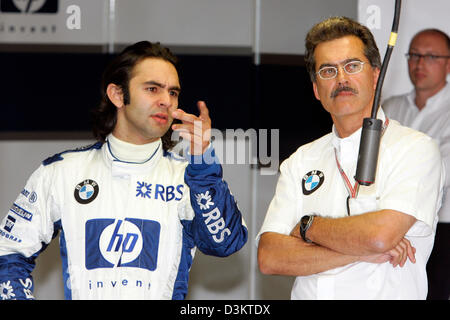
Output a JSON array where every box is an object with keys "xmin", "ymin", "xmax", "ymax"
[
  {"xmin": 305, "ymin": 16, "xmax": 381, "ymax": 82},
  {"xmin": 91, "ymin": 41, "xmax": 179, "ymax": 150}
]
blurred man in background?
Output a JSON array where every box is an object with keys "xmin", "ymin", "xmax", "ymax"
[{"xmin": 383, "ymin": 28, "xmax": 450, "ymax": 300}]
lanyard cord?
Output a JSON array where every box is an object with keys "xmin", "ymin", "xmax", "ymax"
[
  {"xmin": 334, "ymin": 118, "xmax": 389, "ymax": 215},
  {"xmin": 334, "ymin": 151, "xmax": 359, "ymax": 198}
]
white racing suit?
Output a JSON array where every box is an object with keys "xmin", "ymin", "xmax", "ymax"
[{"xmin": 0, "ymin": 140, "xmax": 248, "ymax": 299}]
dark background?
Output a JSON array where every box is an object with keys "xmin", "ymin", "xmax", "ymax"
[{"xmin": 0, "ymin": 52, "xmax": 332, "ymax": 162}]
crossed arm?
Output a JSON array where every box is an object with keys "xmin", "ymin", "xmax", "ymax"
[{"xmin": 258, "ymin": 209, "xmax": 416, "ymax": 277}]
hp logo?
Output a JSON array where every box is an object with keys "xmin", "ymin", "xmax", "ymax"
[
  {"xmin": 100, "ymin": 219, "xmax": 142, "ymax": 266},
  {"xmin": 85, "ymin": 218, "xmax": 160, "ymax": 271}
]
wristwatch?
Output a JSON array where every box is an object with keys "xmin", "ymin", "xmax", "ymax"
[{"xmin": 299, "ymin": 215, "xmax": 315, "ymax": 243}]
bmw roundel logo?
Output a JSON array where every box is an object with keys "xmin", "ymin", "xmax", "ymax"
[
  {"xmin": 74, "ymin": 179, "xmax": 99, "ymax": 204},
  {"xmin": 302, "ymin": 170, "xmax": 324, "ymax": 195}
]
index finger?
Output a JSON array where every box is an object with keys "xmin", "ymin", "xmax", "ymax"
[
  {"xmin": 197, "ymin": 100, "xmax": 210, "ymax": 121},
  {"xmin": 172, "ymin": 108, "xmax": 198, "ymax": 124},
  {"xmin": 404, "ymin": 239, "xmax": 416, "ymax": 264}
]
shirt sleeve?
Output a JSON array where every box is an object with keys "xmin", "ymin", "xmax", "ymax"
[
  {"xmin": 0, "ymin": 164, "xmax": 59, "ymax": 300},
  {"xmin": 180, "ymin": 147, "xmax": 248, "ymax": 257},
  {"xmin": 435, "ymin": 121, "xmax": 450, "ymax": 222},
  {"xmin": 379, "ymin": 131, "xmax": 444, "ymax": 235},
  {"xmin": 256, "ymin": 153, "xmax": 302, "ymax": 245}
]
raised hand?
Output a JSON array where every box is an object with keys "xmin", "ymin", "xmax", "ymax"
[{"xmin": 171, "ymin": 101, "xmax": 212, "ymax": 155}]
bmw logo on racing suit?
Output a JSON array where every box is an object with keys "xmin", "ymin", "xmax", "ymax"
[{"xmin": 74, "ymin": 179, "xmax": 99, "ymax": 204}]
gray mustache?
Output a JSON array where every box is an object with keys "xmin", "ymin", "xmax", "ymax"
[{"xmin": 331, "ymin": 86, "xmax": 358, "ymax": 98}]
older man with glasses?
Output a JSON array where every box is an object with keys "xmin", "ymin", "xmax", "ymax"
[
  {"xmin": 257, "ymin": 17, "xmax": 444, "ymax": 300},
  {"xmin": 383, "ymin": 28, "xmax": 450, "ymax": 300}
]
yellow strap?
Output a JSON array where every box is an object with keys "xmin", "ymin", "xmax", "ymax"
[{"xmin": 388, "ymin": 32, "xmax": 398, "ymax": 46}]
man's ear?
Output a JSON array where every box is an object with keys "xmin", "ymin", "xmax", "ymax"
[
  {"xmin": 106, "ymin": 83, "xmax": 125, "ymax": 109},
  {"xmin": 372, "ymin": 67, "xmax": 381, "ymax": 90},
  {"xmin": 312, "ymin": 81, "xmax": 321, "ymax": 101}
]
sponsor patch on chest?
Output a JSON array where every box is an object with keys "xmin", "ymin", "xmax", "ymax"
[
  {"xmin": 135, "ymin": 181, "xmax": 184, "ymax": 202},
  {"xmin": 302, "ymin": 170, "xmax": 324, "ymax": 195},
  {"xmin": 74, "ymin": 179, "xmax": 99, "ymax": 204}
]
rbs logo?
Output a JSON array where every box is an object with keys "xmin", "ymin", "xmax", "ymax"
[{"xmin": 85, "ymin": 218, "xmax": 160, "ymax": 271}]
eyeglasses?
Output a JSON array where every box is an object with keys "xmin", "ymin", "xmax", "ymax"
[
  {"xmin": 406, "ymin": 53, "xmax": 450, "ymax": 63},
  {"xmin": 316, "ymin": 61, "xmax": 366, "ymax": 80}
]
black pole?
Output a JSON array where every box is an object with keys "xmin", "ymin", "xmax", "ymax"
[{"xmin": 355, "ymin": 0, "xmax": 402, "ymax": 186}]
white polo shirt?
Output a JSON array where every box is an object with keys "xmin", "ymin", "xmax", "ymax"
[
  {"xmin": 383, "ymin": 83, "xmax": 450, "ymax": 222},
  {"xmin": 257, "ymin": 110, "xmax": 444, "ymax": 299}
]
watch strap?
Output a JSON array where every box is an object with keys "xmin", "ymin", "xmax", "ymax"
[{"xmin": 299, "ymin": 215, "xmax": 315, "ymax": 243}]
